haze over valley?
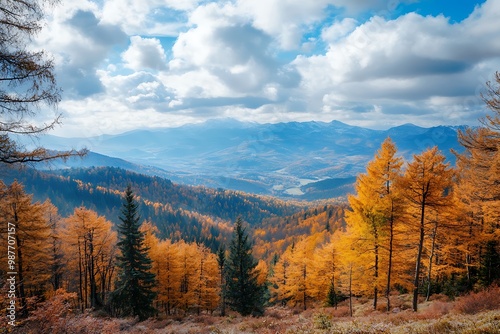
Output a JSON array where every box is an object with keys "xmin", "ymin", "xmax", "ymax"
[{"xmin": 35, "ymin": 119, "xmax": 464, "ymax": 200}]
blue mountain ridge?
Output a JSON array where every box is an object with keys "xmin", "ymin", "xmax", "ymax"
[{"xmin": 34, "ymin": 119, "xmax": 467, "ymax": 200}]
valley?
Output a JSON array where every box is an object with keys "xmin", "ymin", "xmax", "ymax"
[{"xmin": 31, "ymin": 119, "xmax": 464, "ymax": 200}]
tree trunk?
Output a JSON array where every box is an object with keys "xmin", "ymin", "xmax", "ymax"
[
  {"xmin": 386, "ymin": 209, "xmax": 394, "ymax": 312},
  {"xmin": 413, "ymin": 202, "xmax": 426, "ymax": 312},
  {"xmin": 373, "ymin": 224, "xmax": 379, "ymax": 310},
  {"xmin": 14, "ymin": 207, "xmax": 27, "ymax": 317},
  {"xmin": 89, "ymin": 230, "xmax": 98, "ymax": 308},
  {"xmin": 84, "ymin": 239, "xmax": 88, "ymax": 309},
  {"xmin": 349, "ymin": 263, "xmax": 353, "ymax": 317},
  {"xmin": 426, "ymin": 220, "xmax": 438, "ymax": 302},
  {"xmin": 78, "ymin": 240, "xmax": 84, "ymax": 312},
  {"xmin": 303, "ymin": 264, "xmax": 307, "ymax": 310}
]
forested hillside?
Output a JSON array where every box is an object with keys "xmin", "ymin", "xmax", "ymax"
[
  {"xmin": 254, "ymin": 204, "xmax": 347, "ymax": 262},
  {"xmin": 0, "ymin": 166, "xmax": 306, "ymax": 250}
]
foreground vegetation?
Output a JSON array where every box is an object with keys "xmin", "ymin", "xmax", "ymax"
[{"xmin": 9, "ymin": 286, "xmax": 500, "ymax": 333}]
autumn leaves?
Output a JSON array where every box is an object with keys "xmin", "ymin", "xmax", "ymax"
[
  {"xmin": 344, "ymin": 140, "xmax": 457, "ymax": 312},
  {"xmin": 268, "ymin": 74, "xmax": 500, "ymax": 311}
]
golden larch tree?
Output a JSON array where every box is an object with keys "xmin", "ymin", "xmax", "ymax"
[
  {"xmin": 399, "ymin": 147, "xmax": 454, "ymax": 311},
  {"xmin": 309, "ymin": 233, "xmax": 340, "ymax": 306},
  {"xmin": 456, "ymin": 71, "xmax": 500, "ymax": 287},
  {"xmin": 0, "ymin": 181, "xmax": 52, "ymax": 316},
  {"xmin": 43, "ymin": 200, "xmax": 65, "ymax": 293},
  {"xmin": 344, "ymin": 137, "xmax": 404, "ymax": 310},
  {"xmin": 62, "ymin": 207, "xmax": 116, "ymax": 310}
]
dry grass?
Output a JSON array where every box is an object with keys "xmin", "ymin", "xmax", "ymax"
[{"xmin": 10, "ymin": 292, "xmax": 500, "ymax": 334}]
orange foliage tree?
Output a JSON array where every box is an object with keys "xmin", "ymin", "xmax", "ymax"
[
  {"xmin": 456, "ymin": 72, "xmax": 500, "ymax": 287},
  {"xmin": 399, "ymin": 147, "xmax": 455, "ymax": 311},
  {"xmin": 0, "ymin": 181, "xmax": 52, "ymax": 316},
  {"xmin": 344, "ymin": 138, "xmax": 405, "ymax": 310},
  {"xmin": 62, "ymin": 207, "xmax": 117, "ymax": 311}
]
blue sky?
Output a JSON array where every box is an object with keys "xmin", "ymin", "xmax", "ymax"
[{"xmin": 36, "ymin": 0, "xmax": 498, "ymax": 137}]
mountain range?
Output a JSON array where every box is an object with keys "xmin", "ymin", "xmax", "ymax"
[{"xmin": 33, "ymin": 119, "xmax": 465, "ymax": 200}]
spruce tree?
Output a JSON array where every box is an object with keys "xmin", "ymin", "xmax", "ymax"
[
  {"xmin": 226, "ymin": 218, "xmax": 265, "ymax": 316},
  {"xmin": 217, "ymin": 245, "xmax": 227, "ymax": 316},
  {"xmin": 110, "ymin": 185, "xmax": 156, "ymax": 320},
  {"xmin": 326, "ymin": 281, "xmax": 337, "ymax": 308}
]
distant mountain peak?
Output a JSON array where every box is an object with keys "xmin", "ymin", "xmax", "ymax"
[
  {"xmin": 329, "ymin": 120, "xmax": 354, "ymax": 127},
  {"xmin": 36, "ymin": 119, "xmax": 464, "ymax": 200},
  {"xmin": 198, "ymin": 118, "xmax": 251, "ymax": 128},
  {"xmin": 394, "ymin": 123, "xmax": 423, "ymax": 129}
]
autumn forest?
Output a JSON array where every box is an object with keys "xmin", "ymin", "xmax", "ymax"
[
  {"xmin": 0, "ymin": 73, "xmax": 498, "ymax": 332},
  {"xmin": 1, "ymin": 0, "xmax": 500, "ymax": 331}
]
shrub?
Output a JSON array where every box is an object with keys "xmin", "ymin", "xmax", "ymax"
[
  {"xmin": 265, "ymin": 308, "xmax": 284, "ymax": 319},
  {"xmin": 330, "ymin": 305, "xmax": 352, "ymax": 318},
  {"xmin": 24, "ymin": 289, "xmax": 77, "ymax": 333},
  {"xmin": 421, "ymin": 301, "xmax": 454, "ymax": 318},
  {"xmin": 313, "ymin": 312, "xmax": 332, "ymax": 330},
  {"xmin": 454, "ymin": 285, "xmax": 500, "ymax": 314}
]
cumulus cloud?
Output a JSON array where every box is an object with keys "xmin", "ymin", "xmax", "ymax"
[
  {"xmin": 166, "ymin": 2, "xmax": 301, "ymax": 102},
  {"xmin": 37, "ymin": 4, "xmax": 127, "ymax": 98},
  {"xmin": 320, "ymin": 18, "xmax": 355, "ymax": 42},
  {"xmin": 101, "ymin": 0, "xmax": 200, "ymax": 35},
  {"xmin": 293, "ymin": 2, "xmax": 500, "ymax": 128},
  {"xmin": 236, "ymin": 0, "xmax": 332, "ymax": 49},
  {"xmin": 122, "ymin": 36, "xmax": 168, "ymax": 71},
  {"xmin": 39, "ymin": 0, "xmax": 500, "ymax": 136}
]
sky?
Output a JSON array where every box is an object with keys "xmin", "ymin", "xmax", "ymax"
[{"xmin": 34, "ymin": 0, "xmax": 500, "ymax": 137}]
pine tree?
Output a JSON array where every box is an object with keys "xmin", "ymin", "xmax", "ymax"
[
  {"xmin": 110, "ymin": 185, "xmax": 156, "ymax": 321},
  {"xmin": 326, "ymin": 281, "xmax": 338, "ymax": 308},
  {"xmin": 217, "ymin": 245, "xmax": 227, "ymax": 316},
  {"xmin": 226, "ymin": 218, "xmax": 265, "ymax": 316}
]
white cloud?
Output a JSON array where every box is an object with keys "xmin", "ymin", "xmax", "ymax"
[
  {"xmin": 37, "ymin": 0, "xmax": 500, "ymax": 136},
  {"xmin": 36, "ymin": 3, "xmax": 128, "ymax": 98},
  {"xmin": 101, "ymin": 0, "xmax": 200, "ymax": 36},
  {"xmin": 166, "ymin": 2, "xmax": 300, "ymax": 101},
  {"xmin": 236, "ymin": 0, "xmax": 332, "ymax": 49},
  {"xmin": 321, "ymin": 18, "xmax": 358, "ymax": 43},
  {"xmin": 293, "ymin": 2, "xmax": 500, "ymax": 127},
  {"xmin": 122, "ymin": 36, "xmax": 168, "ymax": 71}
]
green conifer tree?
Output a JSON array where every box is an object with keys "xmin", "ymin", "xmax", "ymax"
[
  {"xmin": 110, "ymin": 185, "xmax": 156, "ymax": 320},
  {"xmin": 325, "ymin": 281, "xmax": 338, "ymax": 308},
  {"xmin": 226, "ymin": 218, "xmax": 265, "ymax": 316},
  {"xmin": 217, "ymin": 245, "xmax": 227, "ymax": 316}
]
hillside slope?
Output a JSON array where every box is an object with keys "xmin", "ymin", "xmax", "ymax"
[{"xmin": 0, "ymin": 166, "xmax": 306, "ymax": 250}]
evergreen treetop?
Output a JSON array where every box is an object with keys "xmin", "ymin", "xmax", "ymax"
[
  {"xmin": 226, "ymin": 217, "xmax": 265, "ymax": 316},
  {"xmin": 110, "ymin": 185, "xmax": 157, "ymax": 321}
]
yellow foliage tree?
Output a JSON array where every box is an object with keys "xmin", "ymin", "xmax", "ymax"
[
  {"xmin": 43, "ymin": 201, "xmax": 65, "ymax": 293},
  {"xmin": 0, "ymin": 181, "xmax": 52, "ymax": 316},
  {"xmin": 195, "ymin": 244, "xmax": 220, "ymax": 314},
  {"xmin": 456, "ymin": 72, "xmax": 500, "ymax": 287},
  {"xmin": 63, "ymin": 207, "xmax": 116, "ymax": 310},
  {"xmin": 399, "ymin": 147, "xmax": 454, "ymax": 311},
  {"xmin": 269, "ymin": 247, "xmax": 291, "ymax": 306},
  {"xmin": 269, "ymin": 233, "xmax": 326, "ymax": 310},
  {"xmin": 309, "ymin": 233, "xmax": 340, "ymax": 306},
  {"xmin": 344, "ymin": 138, "xmax": 405, "ymax": 310}
]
